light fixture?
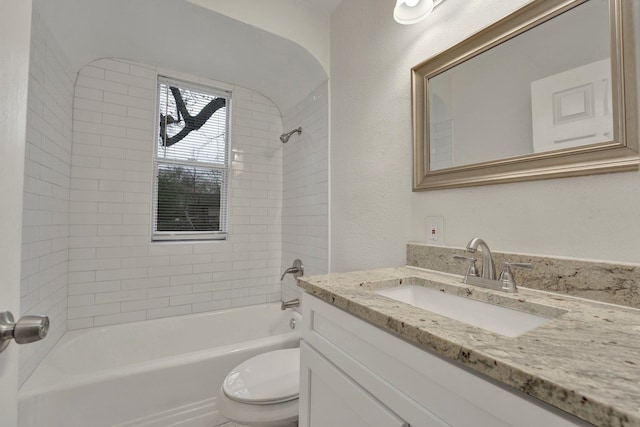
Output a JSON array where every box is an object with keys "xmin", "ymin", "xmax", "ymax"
[{"xmin": 393, "ymin": 0, "xmax": 445, "ymax": 25}]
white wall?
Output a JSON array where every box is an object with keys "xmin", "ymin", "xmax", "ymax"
[
  {"xmin": 281, "ymin": 81, "xmax": 329, "ymax": 301},
  {"xmin": 185, "ymin": 0, "xmax": 334, "ymax": 76},
  {"xmin": 20, "ymin": 11, "xmax": 74, "ymax": 385},
  {"xmin": 67, "ymin": 59, "xmax": 284, "ymax": 329},
  {"xmin": 330, "ymin": 0, "xmax": 640, "ymax": 271}
]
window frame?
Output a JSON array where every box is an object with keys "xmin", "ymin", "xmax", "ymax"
[{"xmin": 151, "ymin": 76, "xmax": 232, "ymax": 242}]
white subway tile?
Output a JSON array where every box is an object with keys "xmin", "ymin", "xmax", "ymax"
[
  {"xmin": 232, "ymin": 295, "xmax": 266, "ymax": 308},
  {"xmin": 75, "ymin": 98, "xmax": 127, "ymax": 116},
  {"xmin": 121, "ymin": 276, "xmax": 170, "ymax": 290},
  {"xmin": 97, "ymin": 225, "xmax": 147, "ymax": 237},
  {"xmin": 129, "ymin": 64, "xmax": 157, "ymax": 79},
  {"xmin": 68, "ymin": 258, "xmax": 121, "ymax": 272},
  {"xmin": 170, "ymin": 254, "xmax": 211, "ymax": 265},
  {"xmin": 103, "ymin": 92, "xmax": 153, "ymax": 109},
  {"xmin": 170, "ymin": 292, "xmax": 211, "ymax": 306},
  {"xmin": 121, "ymin": 256, "xmax": 170, "ymax": 269},
  {"xmin": 147, "ymin": 284, "xmax": 192, "ymax": 299},
  {"xmin": 67, "ymin": 317, "xmax": 94, "ymax": 330},
  {"xmin": 73, "ymin": 121, "xmax": 126, "ymax": 137},
  {"xmin": 147, "ymin": 305, "xmax": 191, "ymax": 320},
  {"xmin": 73, "ymin": 109, "xmax": 102, "ymax": 124},
  {"xmin": 103, "ymin": 113, "xmax": 152, "ymax": 131},
  {"xmin": 91, "ymin": 58, "xmax": 131, "ymax": 74},
  {"xmin": 128, "ymin": 86, "xmax": 155, "ymax": 100},
  {"xmin": 68, "ymin": 294, "xmax": 95, "ymax": 307},
  {"xmin": 94, "ymin": 311, "xmax": 146, "ymax": 327},
  {"xmin": 75, "ymin": 86, "xmax": 103, "ymax": 102},
  {"xmin": 170, "ymin": 273, "xmax": 212, "ymax": 286},
  {"xmin": 192, "ymin": 299, "xmax": 232, "ymax": 314},
  {"xmin": 76, "ymin": 75, "xmax": 128, "ymax": 95},
  {"xmin": 95, "ymin": 267, "xmax": 147, "ymax": 281},
  {"xmin": 147, "ymin": 265, "xmax": 192, "ymax": 278},
  {"xmin": 121, "ymin": 297, "xmax": 168, "ymax": 312},
  {"xmin": 68, "ymin": 303, "xmax": 120, "ymax": 319},
  {"xmin": 95, "ymin": 289, "xmax": 147, "ymax": 304},
  {"xmin": 105, "ymin": 70, "xmax": 155, "ymax": 90}
]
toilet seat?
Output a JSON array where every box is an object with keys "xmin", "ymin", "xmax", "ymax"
[{"xmin": 223, "ymin": 347, "xmax": 300, "ymax": 405}]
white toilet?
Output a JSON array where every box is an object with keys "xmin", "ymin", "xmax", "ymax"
[{"xmin": 218, "ymin": 347, "xmax": 300, "ymax": 426}]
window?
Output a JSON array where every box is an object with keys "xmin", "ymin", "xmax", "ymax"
[{"xmin": 153, "ymin": 77, "xmax": 231, "ymax": 241}]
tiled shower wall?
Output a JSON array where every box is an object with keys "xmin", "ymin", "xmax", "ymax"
[
  {"xmin": 281, "ymin": 82, "xmax": 329, "ymax": 302},
  {"xmin": 20, "ymin": 13, "xmax": 74, "ymax": 384},
  {"xmin": 67, "ymin": 58, "xmax": 284, "ymax": 330}
]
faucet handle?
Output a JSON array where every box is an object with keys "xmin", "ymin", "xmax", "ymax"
[
  {"xmin": 505, "ymin": 262, "xmax": 533, "ymax": 270},
  {"xmin": 498, "ymin": 262, "xmax": 533, "ymax": 292},
  {"xmin": 453, "ymin": 255, "xmax": 479, "ymax": 281},
  {"xmin": 280, "ymin": 259, "xmax": 304, "ymax": 281}
]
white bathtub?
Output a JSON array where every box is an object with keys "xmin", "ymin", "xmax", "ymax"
[{"xmin": 19, "ymin": 303, "xmax": 302, "ymax": 427}]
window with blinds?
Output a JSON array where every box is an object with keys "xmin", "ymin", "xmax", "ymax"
[{"xmin": 153, "ymin": 77, "xmax": 231, "ymax": 241}]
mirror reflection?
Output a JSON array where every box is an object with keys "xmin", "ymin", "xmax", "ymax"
[
  {"xmin": 412, "ymin": 0, "xmax": 639, "ymax": 191},
  {"xmin": 428, "ymin": 0, "xmax": 611, "ymax": 171}
]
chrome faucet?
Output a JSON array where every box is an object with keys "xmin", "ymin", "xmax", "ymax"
[
  {"xmin": 280, "ymin": 259, "xmax": 304, "ymax": 281},
  {"xmin": 454, "ymin": 237, "xmax": 533, "ymax": 293},
  {"xmin": 281, "ymin": 299, "xmax": 300, "ymax": 310},
  {"xmin": 465, "ymin": 237, "xmax": 496, "ymax": 280}
]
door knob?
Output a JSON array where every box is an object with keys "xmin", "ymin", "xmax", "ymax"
[{"xmin": 0, "ymin": 311, "xmax": 49, "ymax": 353}]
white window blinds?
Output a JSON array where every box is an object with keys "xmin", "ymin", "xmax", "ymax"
[{"xmin": 153, "ymin": 77, "xmax": 231, "ymax": 241}]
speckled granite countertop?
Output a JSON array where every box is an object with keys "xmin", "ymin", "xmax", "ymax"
[{"xmin": 297, "ymin": 266, "xmax": 640, "ymax": 427}]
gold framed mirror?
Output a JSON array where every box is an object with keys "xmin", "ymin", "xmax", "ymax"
[{"xmin": 412, "ymin": 0, "xmax": 638, "ymax": 191}]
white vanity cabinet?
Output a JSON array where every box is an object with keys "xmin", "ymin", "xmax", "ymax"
[
  {"xmin": 299, "ymin": 294, "xmax": 590, "ymax": 427},
  {"xmin": 300, "ymin": 342, "xmax": 409, "ymax": 427}
]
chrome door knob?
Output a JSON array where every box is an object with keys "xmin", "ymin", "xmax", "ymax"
[
  {"xmin": 14, "ymin": 315, "xmax": 50, "ymax": 344},
  {"xmin": 0, "ymin": 311, "xmax": 49, "ymax": 353}
]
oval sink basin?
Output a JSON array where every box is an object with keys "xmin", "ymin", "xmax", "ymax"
[{"xmin": 375, "ymin": 285, "xmax": 553, "ymax": 337}]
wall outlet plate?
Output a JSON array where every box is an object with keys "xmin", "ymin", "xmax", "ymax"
[{"xmin": 426, "ymin": 216, "xmax": 444, "ymax": 246}]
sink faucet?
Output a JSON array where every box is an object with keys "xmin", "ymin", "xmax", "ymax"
[
  {"xmin": 455, "ymin": 238, "xmax": 533, "ymax": 293},
  {"xmin": 465, "ymin": 237, "xmax": 496, "ymax": 280}
]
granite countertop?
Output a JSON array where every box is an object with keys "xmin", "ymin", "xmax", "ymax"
[{"xmin": 297, "ymin": 266, "xmax": 640, "ymax": 427}]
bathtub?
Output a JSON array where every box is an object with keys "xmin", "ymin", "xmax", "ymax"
[{"xmin": 19, "ymin": 303, "xmax": 301, "ymax": 427}]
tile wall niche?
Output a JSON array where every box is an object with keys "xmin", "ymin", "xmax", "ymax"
[
  {"xmin": 67, "ymin": 58, "xmax": 284, "ymax": 330},
  {"xmin": 20, "ymin": 12, "xmax": 74, "ymax": 385},
  {"xmin": 281, "ymin": 82, "xmax": 329, "ymax": 302}
]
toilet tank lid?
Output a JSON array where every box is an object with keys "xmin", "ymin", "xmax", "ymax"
[{"xmin": 223, "ymin": 347, "xmax": 300, "ymax": 404}]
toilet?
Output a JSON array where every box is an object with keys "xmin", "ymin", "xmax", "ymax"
[{"xmin": 218, "ymin": 347, "xmax": 300, "ymax": 426}]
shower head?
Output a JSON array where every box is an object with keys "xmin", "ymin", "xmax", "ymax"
[{"xmin": 280, "ymin": 127, "xmax": 302, "ymax": 143}]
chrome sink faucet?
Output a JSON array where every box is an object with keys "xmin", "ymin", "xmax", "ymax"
[
  {"xmin": 465, "ymin": 237, "xmax": 496, "ymax": 280},
  {"xmin": 454, "ymin": 237, "xmax": 533, "ymax": 293}
]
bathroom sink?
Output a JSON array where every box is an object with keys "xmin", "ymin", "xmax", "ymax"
[{"xmin": 375, "ymin": 285, "xmax": 552, "ymax": 337}]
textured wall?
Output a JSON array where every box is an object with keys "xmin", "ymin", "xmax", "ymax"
[
  {"xmin": 281, "ymin": 81, "xmax": 329, "ymax": 302},
  {"xmin": 20, "ymin": 12, "xmax": 74, "ymax": 385},
  {"xmin": 330, "ymin": 0, "xmax": 640, "ymax": 271},
  {"xmin": 67, "ymin": 58, "xmax": 284, "ymax": 329}
]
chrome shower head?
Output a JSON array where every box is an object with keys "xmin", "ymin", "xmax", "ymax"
[{"xmin": 280, "ymin": 127, "xmax": 302, "ymax": 143}]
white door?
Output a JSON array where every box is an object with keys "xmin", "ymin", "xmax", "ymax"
[{"xmin": 0, "ymin": 0, "xmax": 33, "ymax": 425}]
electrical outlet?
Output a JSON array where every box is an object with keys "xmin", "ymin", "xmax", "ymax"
[{"xmin": 426, "ymin": 216, "xmax": 444, "ymax": 246}]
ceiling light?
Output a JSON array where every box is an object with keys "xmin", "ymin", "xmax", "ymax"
[{"xmin": 394, "ymin": 0, "xmax": 446, "ymax": 25}]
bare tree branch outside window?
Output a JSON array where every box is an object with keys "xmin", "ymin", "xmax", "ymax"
[{"xmin": 154, "ymin": 79, "xmax": 230, "ymax": 240}]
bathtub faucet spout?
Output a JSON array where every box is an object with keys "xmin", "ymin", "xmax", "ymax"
[{"xmin": 281, "ymin": 299, "xmax": 300, "ymax": 310}]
